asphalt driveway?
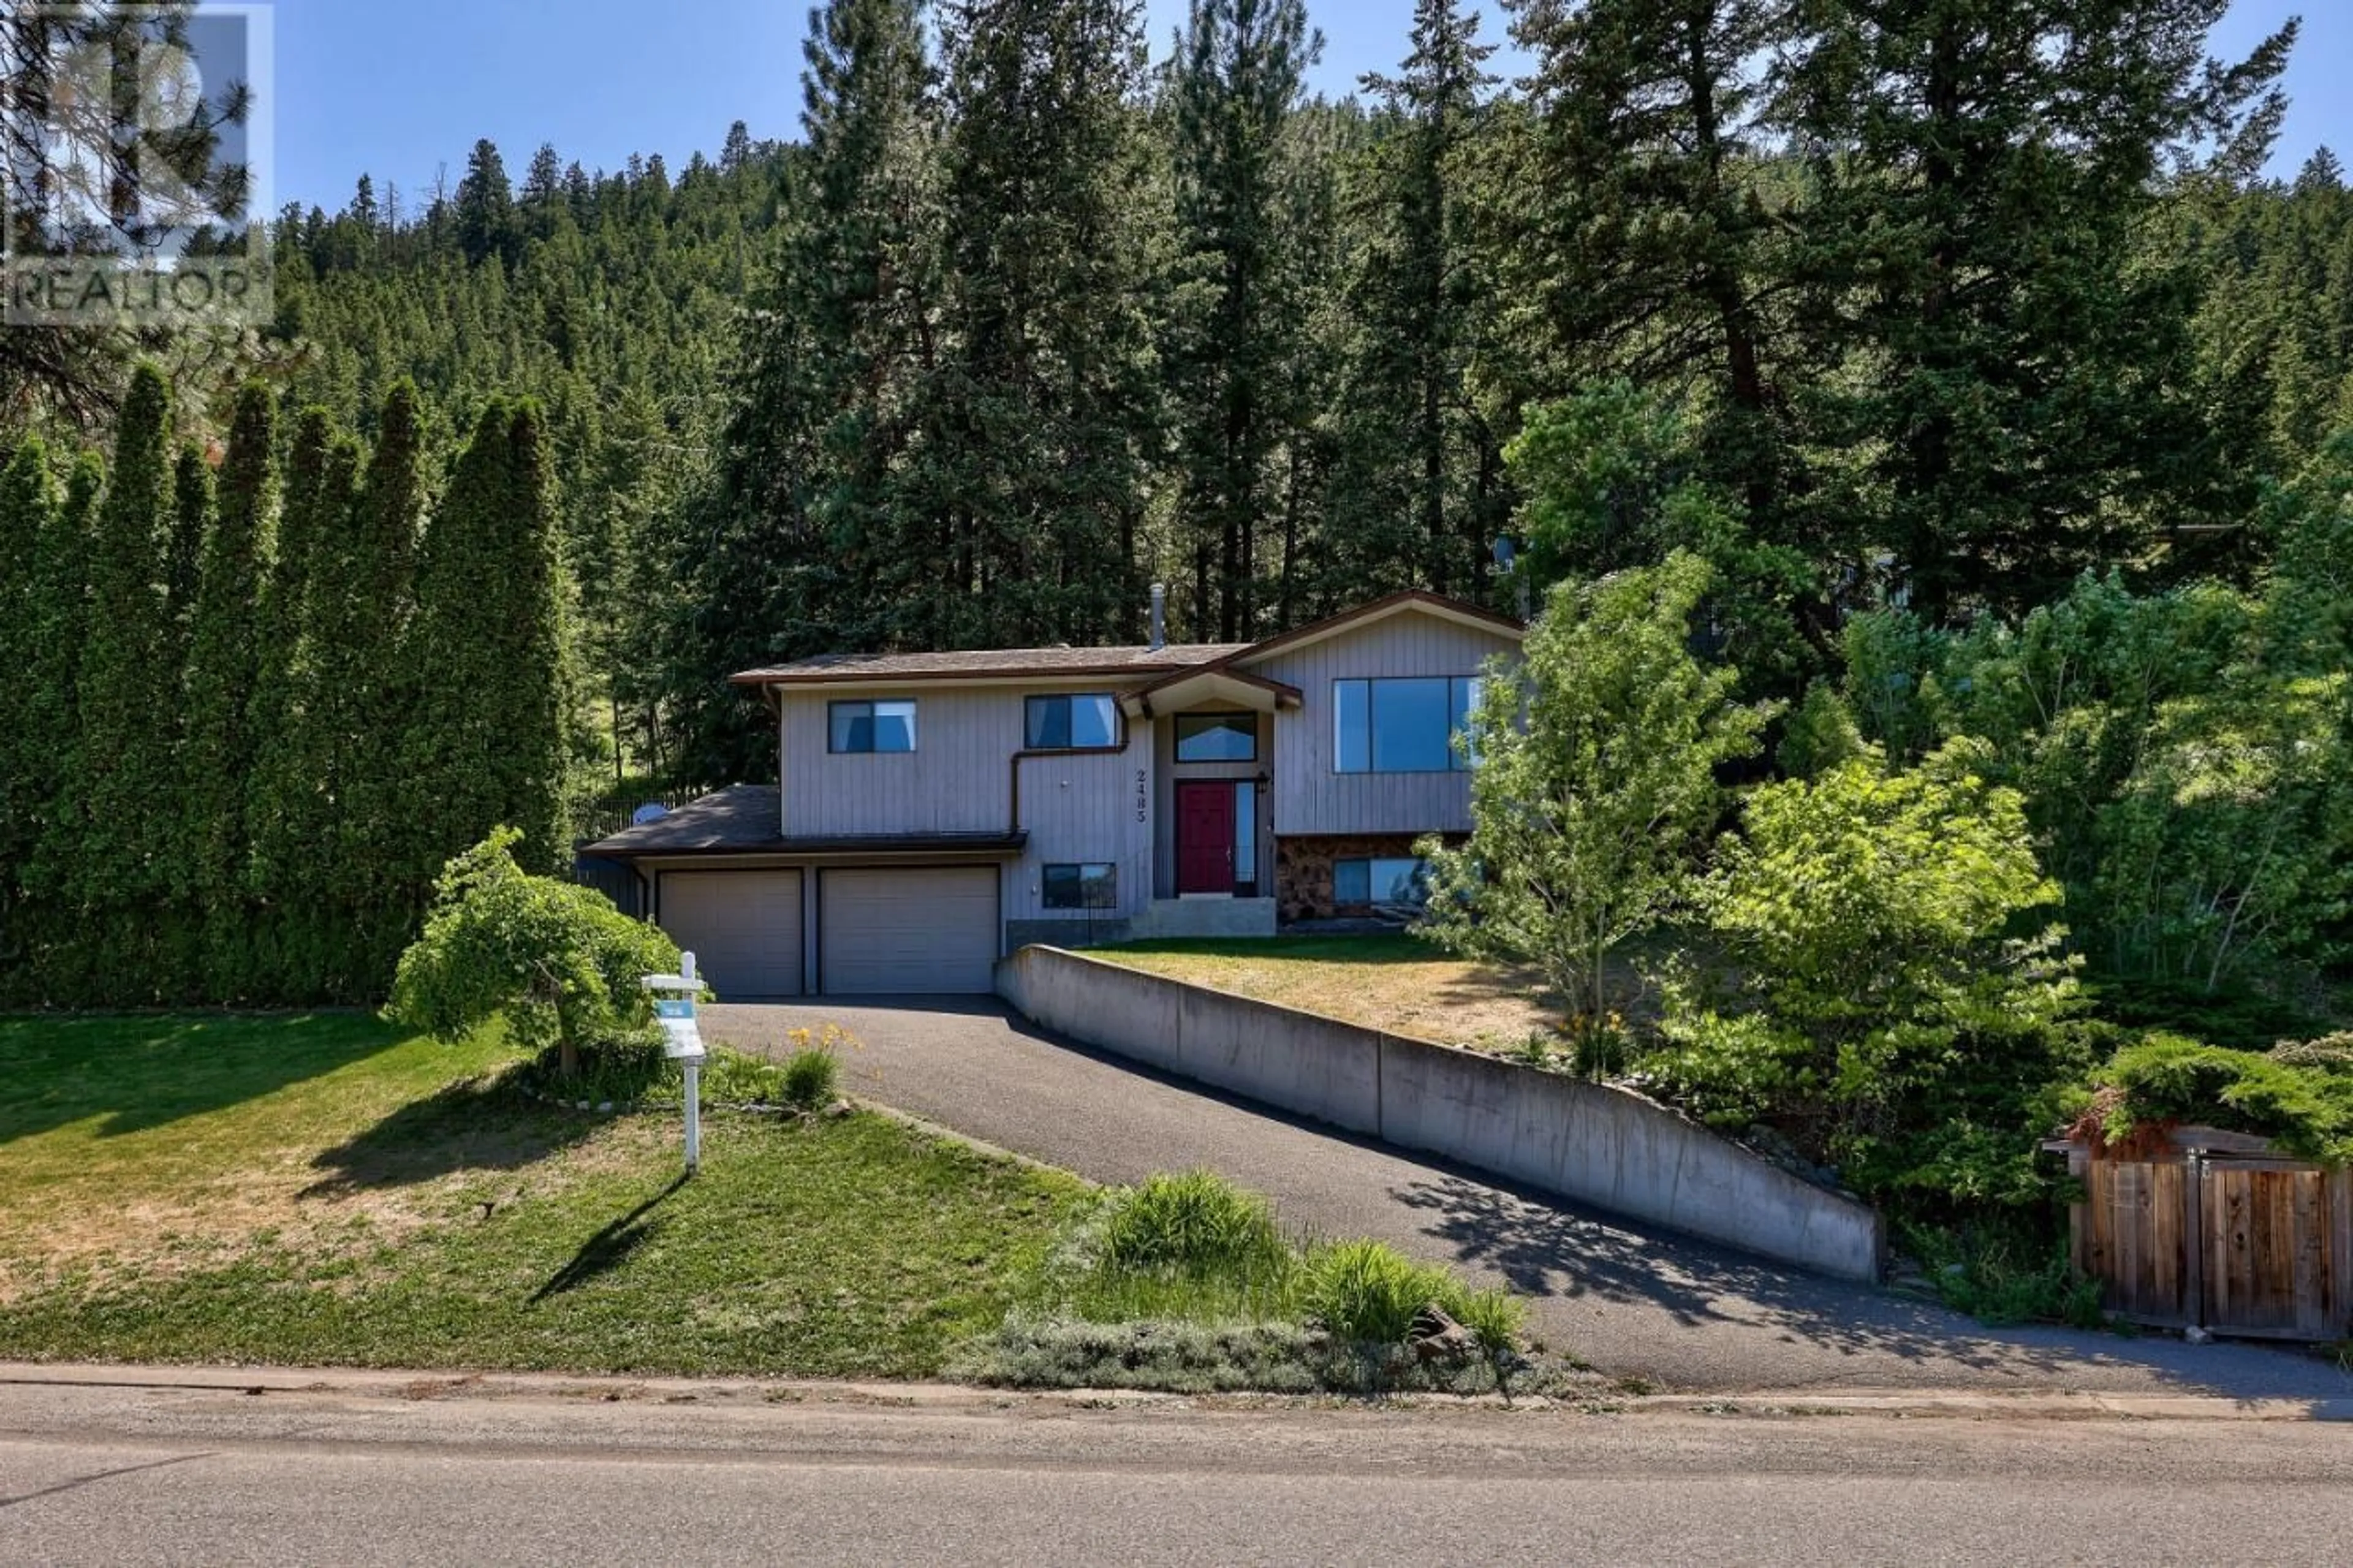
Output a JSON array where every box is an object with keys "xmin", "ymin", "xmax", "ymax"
[{"xmin": 706, "ymin": 998, "xmax": 2352, "ymax": 1399}]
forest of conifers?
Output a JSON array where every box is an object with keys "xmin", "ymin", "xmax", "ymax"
[{"xmin": 2, "ymin": 0, "xmax": 2349, "ymax": 1015}]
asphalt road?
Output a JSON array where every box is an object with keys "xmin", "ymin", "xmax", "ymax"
[
  {"xmin": 1, "ymin": 1373, "xmax": 2347, "ymax": 1566},
  {"xmin": 709, "ymin": 999, "xmax": 2353, "ymax": 1402}
]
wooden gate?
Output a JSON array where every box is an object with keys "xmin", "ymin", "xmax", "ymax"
[{"xmin": 2067, "ymin": 1140, "xmax": 2353, "ymax": 1340}]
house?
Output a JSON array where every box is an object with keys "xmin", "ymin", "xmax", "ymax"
[{"xmin": 585, "ymin": 588, "xmax": 1523, "ymax": 998}]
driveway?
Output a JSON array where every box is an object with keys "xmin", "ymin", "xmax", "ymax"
[{"xmin": 707, "ymin": 999, "xmax": 2352, "ymax": 1399}]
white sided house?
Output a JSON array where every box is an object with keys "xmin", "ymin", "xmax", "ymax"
[{"xmin": 585, "ymin": 590, "xmax": 1523, "ymax": 999}]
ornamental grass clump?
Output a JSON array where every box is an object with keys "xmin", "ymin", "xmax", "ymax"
[{"xmin": 1100, "ymin": 1170, "xmax": 1290, "ymax": 1279}]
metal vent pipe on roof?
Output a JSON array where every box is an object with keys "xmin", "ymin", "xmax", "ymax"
[{"xmin": 1150, "ymin": 583, "xmax": 1167, "ymax": 651}]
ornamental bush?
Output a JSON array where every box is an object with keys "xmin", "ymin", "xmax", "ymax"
[
  {"xmin": 1642, "ymin": 740, "xmax": 2090, "ymax": 1213},
  {"xmin": 390, "ymin": 827, "xmax": 679, "ymax": 1077}
]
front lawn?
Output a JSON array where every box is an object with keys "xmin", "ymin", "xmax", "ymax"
[
  {"xmin": 1091, "ymin": 934, "xmax": 1573, "ymax": 1050},
  {"xmin": 0, "ymin": 1013, "xmax": 1083, "ymax": 1377}
]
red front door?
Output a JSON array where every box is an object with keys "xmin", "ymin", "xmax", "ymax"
[{"xmin": 1176, "ymin": 782, "xmax": 1236, "ymax": 894}]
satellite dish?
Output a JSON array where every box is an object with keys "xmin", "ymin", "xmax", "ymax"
[{"xmin": 631, "ymin": 802, "xmax": 670, "ymax": 827}]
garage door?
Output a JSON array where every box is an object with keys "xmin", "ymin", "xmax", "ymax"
[
  {"xmin": 820, "ymin": 868, "xmax": 1000, "ymax": 995},
  {"xmin": 657, "ymin": 870, "xmax": 804, "ymax": 999}
]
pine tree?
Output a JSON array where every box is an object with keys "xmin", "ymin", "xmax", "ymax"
[
  {"xmin": 1501, "ymin": 0, "xmax": 1796, "ymax": 564},
  {"xmin": 5, "ymin": 450, "xmax": 97, "ymax": 995},
  {"xmin": 1328, "ymin": 0, "xmax": 1501, "ymax": 604},
  {"xmin": 180, "ymin": 384, "xmax": 278, "ymax": 998},
  {"xmin": 915, "ymin": 0, "xmax": 1162, "ymax": 648},
  {"xmin": 457, "ymin": 138, "xmax": 518, "ymax": 268},
  {"xmin": 1164, "ymin": 0, "xmax": 1323, "ymax": 639},
  {"xmin": 1784, "ymin": 1, "xmax": 2297, "ymax": 621},
  {"xmin": 674, "ymin": 0, "xmax": 944, "ymax": 783},
  {"xmin": 162, "ymin": 443, "xmax": 214, "ymax": 691}
]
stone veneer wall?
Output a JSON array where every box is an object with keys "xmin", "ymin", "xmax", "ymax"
[{"xmin": 1275, "ymin": 834, "xmax": 1460, "ymax": 924}]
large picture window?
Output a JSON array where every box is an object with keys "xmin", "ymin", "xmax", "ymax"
[
  {"xmin": 1335, "ymin": 857, "xmax": 1430, "ymax": 908},
  {"xmin": 1042, "ymin": 863, "xmax": 1118, "ymax": 911},
  {"xmin": 1174, "ymin": 712, "xmax": 1257, "ymax": 762},
  {"xmin": 1025, "ymin": 693, "xmax": 1119, "ymax": 751},
  {"xmin": 828, "ymin": 699, "xmax": 917, "ymax": 754},
  {"xmin": 1333, "ymin": 677, "xmax": 1484, "ymax": 773}
]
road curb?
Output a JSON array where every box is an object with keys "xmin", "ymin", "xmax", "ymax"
[{"xmin": 2, "ymin": 1362, "xmax": 2346, "ymax": 1422}]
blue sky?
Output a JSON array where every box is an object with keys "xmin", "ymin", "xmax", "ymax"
[{"xmin": 269, "ymin": 0, "xmax": 2343, "ymax": 213}]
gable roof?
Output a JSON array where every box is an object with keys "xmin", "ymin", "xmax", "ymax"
[
  {"xmin": 727, "ymin": 591, "xmax": 1520, "ymax": 692},
  {"xmin": 1224, "ymin": 589, "xmax": 1523, "ymax": 671}
]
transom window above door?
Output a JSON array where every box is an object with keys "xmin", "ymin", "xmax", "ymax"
[
  {"xmin": 1333, "ymin": 677, "xmax": 1483, "ymax": 773},
  {"xmin": 829, "ymin": 699, "xmax": 917, "ymax": 754},
  {"xmin": 1174, "ymin": 712, "xmax": 1256, "ymax": 762},
  {"xmin": 1025, "ymin": 693, "xmax": 1120, "ymax": 751}
]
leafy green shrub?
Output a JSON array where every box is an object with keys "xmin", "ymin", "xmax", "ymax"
[
  {"xmin": 1101, "ymin": 1171, "xmax": 1290, "ymax": 1279},
  {"xmin": 2093, "ymin": 1032, "xmax": 2353, "ymax": 1164},
  {"xmin": 390, "ymin": 828, "xmax": 680, "ymax": 1077},
  {"xmin": 1304, "ymin": 1239, "xmax": 1469, "ymax": 1346},
  {"xmin": 1642, "ymin": 740, "xmax": 2090, "ymax": 1214},
  {"xmin": 1906, "ymin": 1227, "xmax": 2106, "ymax": 1329},
  {"xmin": 703, "ymin": 1047, "xmax": 791, "ymax": 1107}
]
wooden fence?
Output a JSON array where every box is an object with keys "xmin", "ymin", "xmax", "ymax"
[{"xmin": 2056, "ymin": 1131, "xmax": 2353, "ymax": 1341}]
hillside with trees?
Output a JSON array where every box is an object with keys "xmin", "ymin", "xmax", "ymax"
[{"xmin": 0, "ymin": 0, "xmax": 2344, "ymax": 1212}]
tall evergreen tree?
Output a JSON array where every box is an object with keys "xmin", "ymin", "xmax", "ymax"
[
  {"xmin": 180, "ymin": 384, "xmax": 279, "ymax": 997},
  {"xmin": 456, "ymin": 138, "xmax": 519, "ymax": 268},
  {"xmin": 1784, "ymin": 0, "xmax": 2297, "ymax": 621},
  {"xmin": 1164, "ymin": 0, "xmax": 1323, "ymax": 639},
  {"xmin": 0, "ymin": 442, "xmax": 60, "ymax": 970},
  {"xmin": 673, "ymin": 0, "xmax": 942, "ymax": 784},
  {"xmin": 914, "ymin": 0, "xmax": 1162, "ymax": 648},
  {"xmin": 1328, "ymin": 0, "xmax": 1502, "ymax": 603},
  {"xmin": 1500, "ymin": 0, "xmax": 1795, "ymax": 559},
  {"xmin": 404, "ymin": 399, "xmax": 574, "ymax": 888},
  {"xmin": 68, "ymin": 366, "xmax": 179, "ymax": 980}
]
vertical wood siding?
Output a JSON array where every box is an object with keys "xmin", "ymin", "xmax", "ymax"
[
  {"xmin": 1249, "ymin": 616, "xmax": 1520, "ymax": 836},
  {"xmin": 779, "ymin": 684, "xmax": 1154, "ymax": 920}
]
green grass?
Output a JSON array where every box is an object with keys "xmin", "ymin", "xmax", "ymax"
[{"xmin": 0, "ymin": 1013, "xmax": 1085, "ymax": 1377}]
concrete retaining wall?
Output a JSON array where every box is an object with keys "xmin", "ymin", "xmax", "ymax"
[{"xmin": 996, "ymin": 945, "xmax": 1883, "ymax": 1282}]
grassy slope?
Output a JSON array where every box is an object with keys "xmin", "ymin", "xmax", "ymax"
[
  {"xmin": 0, "ymin": 1015, "xmax": 1083, "ymax": 1376},
  {"xmin": 1091, "ymin": 934, "xmax": 1561, "ymax": 1049}
]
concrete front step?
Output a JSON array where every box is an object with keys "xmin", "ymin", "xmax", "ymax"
[{"xmin": 1126, "ymin": 897, "xmax": 1279, "ymax": 941}]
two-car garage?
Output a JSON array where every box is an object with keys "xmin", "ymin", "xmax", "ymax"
[{"xmin": 647, "ymin": 865, "xmax": 1002, "ymax": 1001}]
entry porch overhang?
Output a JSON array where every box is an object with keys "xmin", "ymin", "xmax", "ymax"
[{"xmin": 1120, "ymin": 666, "xmax": 1303, "ymax": 720}]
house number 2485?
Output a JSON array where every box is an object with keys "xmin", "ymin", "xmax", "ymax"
[{"xmin": 1135, "ymin": 770, "xmax": 1148, "ymax": 824}]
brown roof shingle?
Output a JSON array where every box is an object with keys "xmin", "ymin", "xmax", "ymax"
[{"xmin": 732, "ymin": 642, "xmax": 1247, "ymax": 687}]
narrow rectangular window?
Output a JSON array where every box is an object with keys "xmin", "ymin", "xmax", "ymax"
[
  {"xmin": 1026, "ymin": 693, "xmax": 1118, "ymax": 751},
  {"xmin": 1335, "ymin": 680, "xmax": 1370, "ymax": 773},
  {"xmin": 1233, "ymin": 781, "xmax": 1257, "ymax": 894},
  {"xmin": 1450, "ymin": 676, "xmax": 1486, "ymax": 770},
  {"xmin": 829, "ymin": 699, "xmax": 917, "ymax": 754},
  {"xmin": 1043, "ymin": 863, "xmax": 1118, "ymax": 911}
]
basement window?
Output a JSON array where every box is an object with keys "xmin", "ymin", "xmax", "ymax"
[
  {"xmin": 1043, "ymin": 863, "xmax": 1118, "ymax": 911},
  {"xmin": 1335, "ymin": 857, "xmax": 1429, "ymax": 909}
]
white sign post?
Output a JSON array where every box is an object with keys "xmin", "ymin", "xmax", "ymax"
[{"xmin": 644, "ymin": 952, "xmax": 707, "ymax": 1175}]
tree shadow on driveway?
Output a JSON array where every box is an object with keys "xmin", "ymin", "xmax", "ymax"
[{"xmin": 1390, "ymin": 1171, "xmax": 2353, "ymax": 1400}]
